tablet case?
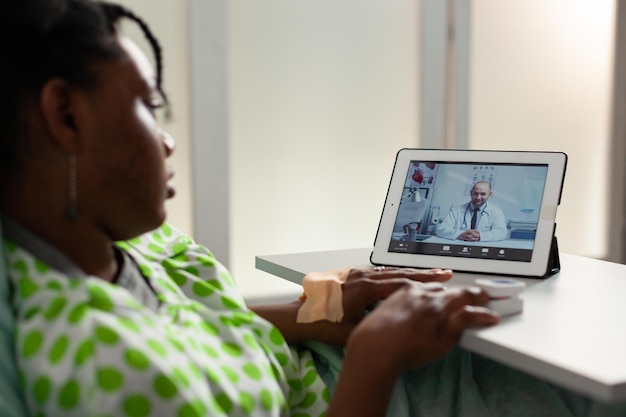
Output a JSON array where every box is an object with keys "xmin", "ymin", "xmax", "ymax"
[{"xmin": 545, "ymin": 235, "xmax": 561, "ymax": 277}]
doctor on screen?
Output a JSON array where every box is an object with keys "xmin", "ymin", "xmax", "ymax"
[{"xmin": 437, "ymin": 181, "xmax": 508, "ymax": 242}]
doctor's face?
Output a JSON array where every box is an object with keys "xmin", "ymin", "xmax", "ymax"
[{"xmin": 470, "ymin": 182, "xmax": 492, "ymax": 208}]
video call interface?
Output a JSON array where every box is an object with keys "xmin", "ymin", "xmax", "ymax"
[{"xmin": 388, "ymin": 161, "xmax": 549, "ymax": 262}]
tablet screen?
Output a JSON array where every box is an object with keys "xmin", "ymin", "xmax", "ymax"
[
  {"xmin": 371, "ymin": 149, "xmax": 567, "ymax": 277},
  {"xmin": 388, "ymin": 161, "xmax": 548, "ymax": 262}
]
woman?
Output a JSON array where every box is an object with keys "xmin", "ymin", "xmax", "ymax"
[{"xmin": 0, "ymin": 1, "xmax": 622, "ymax": 416}]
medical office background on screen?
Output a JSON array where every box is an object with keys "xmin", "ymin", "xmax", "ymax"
[{"xmin": 389, "ymin": 161, "xmax": 548, "ymax": 262}]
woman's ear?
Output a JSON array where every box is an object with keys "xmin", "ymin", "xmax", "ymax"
[{"xmin": 39, "ymin": 78, "xmax": 84, "ymax": 152}]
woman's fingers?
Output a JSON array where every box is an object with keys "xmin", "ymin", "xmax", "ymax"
[
  {"xmin": 341, "ymin": 267, "xmax": 498, "ymax": 336},
  {"xmin": 348, "ymin": 285, "xmax": 500, "ymax": 373},
  {"xmin": 353, "ymin": 278, "xmax": 443, "ymax": 303},
  {"xmin": 342, "ymin": 274, "xmax": 446, "ymax": 319},
  {"xmin": 432, "ymin": 286, "xmax": 493, "ymax": 318},
  {"xmin": 368, "ymin": 266, "xmax": 453, "ymax": 283},
  {"xmin": 445, "ymin": 304, "xmax": 500, "ymax": 337},
  {"xmin": 341, "ymin": 267, "xmax": 452, "ymax": 323},
  {"xmin": 415, "ymin": 286, "xmax": 499, "ymax": 342}
]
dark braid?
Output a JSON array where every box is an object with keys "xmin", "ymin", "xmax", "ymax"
[
  {"xmin": 99, "ymin": 2, "xmax": 170, "ymax": 114},
  {"xmin": 0, "ymin": 0, "xmax": 168, "ymax": 175}
]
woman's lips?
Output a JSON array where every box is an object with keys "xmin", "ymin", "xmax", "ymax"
[{"xmin": 166, "ymin": 169, "xmax": 176, "ymax": 199}]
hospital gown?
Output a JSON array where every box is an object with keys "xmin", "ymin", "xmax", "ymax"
[{"xmin": 6, "ymin": 223, "xmax": 329, "ymax": 417}]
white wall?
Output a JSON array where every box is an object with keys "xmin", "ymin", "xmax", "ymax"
[
  {"xmin": 228, "ymin": 1, "xmax": 421, "ymax": 299},
  {"xmin": 113, "ymin": 0, "xmax": 618, "ymax": 300},
  {"xmin": 469, "ymin": 0, "xmax": 615, "ymax": 258}
]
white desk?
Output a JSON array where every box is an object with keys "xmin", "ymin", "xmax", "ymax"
[{"xmin": 255, "ymin": 248, "xmax": 626, "ymax": 403}]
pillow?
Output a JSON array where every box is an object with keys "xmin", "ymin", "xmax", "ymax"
[{"xmin": 0, "ymin": 220, "xmax": 27, "ymax": 416}]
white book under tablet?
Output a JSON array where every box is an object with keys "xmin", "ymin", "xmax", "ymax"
[{"xmin": 371, "ymin": 149, "xmax": 567, "ymax": 278}]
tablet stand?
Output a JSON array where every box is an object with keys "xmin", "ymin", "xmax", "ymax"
[{"xmin": 543, "ymin": 235, "xmax": 561, "ymax": 277}]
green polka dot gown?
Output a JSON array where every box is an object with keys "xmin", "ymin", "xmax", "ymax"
[{"xmin": 5, "ymin": 223, "xmax": 329, "ymax": 417}]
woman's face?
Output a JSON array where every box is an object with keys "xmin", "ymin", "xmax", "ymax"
[{"xmin": 78, "ymin": 35, "xmax": 175, "ymax": 241}]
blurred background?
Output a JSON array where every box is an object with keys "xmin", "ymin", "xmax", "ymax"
[{"xmin": 116, "ymin": 0, "xmax": 621, "ymax": 300}]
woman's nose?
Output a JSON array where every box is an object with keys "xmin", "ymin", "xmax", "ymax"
[{"xmin": 162, "ymin": 131, "xmax": 176, "ymax": 157}]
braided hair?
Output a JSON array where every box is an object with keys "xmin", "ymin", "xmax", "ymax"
[{"xmin": 0, "ymin": 0, "xmax": 169, "ymax": 175}]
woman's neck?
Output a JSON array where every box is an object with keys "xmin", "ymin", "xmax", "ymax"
[{"xmin": 1, "ymin": 211, "xmax": 119, "ymax": 282}]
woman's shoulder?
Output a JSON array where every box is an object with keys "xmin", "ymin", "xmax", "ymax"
[
  {"xmin": 117, "ymin": 222, "xmax": 243, "ymax": 308},
  {"xmin": 117, "ymin": 222, "xmax": 221, "ymax": 275}
]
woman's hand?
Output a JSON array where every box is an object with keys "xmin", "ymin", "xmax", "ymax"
[
  {"xmin": 348, "ymin": 284, "xmax": 499, "ymax": 373},
  {"xmin": 315, "ymin": 266, "xmax": 455, "ymax": 345},
  {"xmin": 327, "ymin": 285, "xmax": 499, "ymax": 417},
  {"xmin": 250, "ymin": 267, "xmax": 454, "ymax": 346},
  {"xmin": 341, "ymin": 266, "xmax": 453, "ymax": 325}
]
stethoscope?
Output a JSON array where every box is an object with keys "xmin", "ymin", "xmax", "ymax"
[{"xmin": 460, "ymin": 203, "xmax": 489, "ymax": 229}]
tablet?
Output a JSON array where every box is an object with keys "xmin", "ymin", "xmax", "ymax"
[{"xmin": 371, "ymin": 149, "xmax": 567, "ymax": 278}]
